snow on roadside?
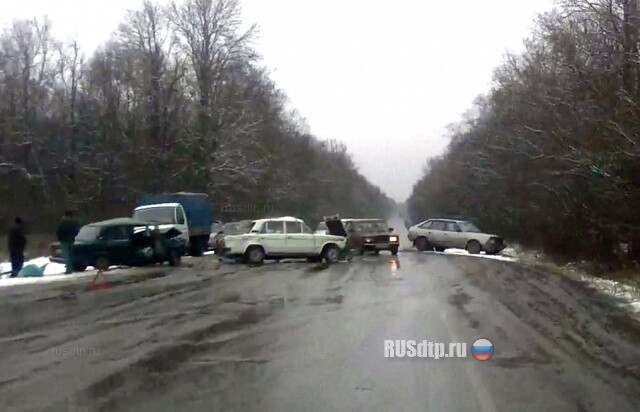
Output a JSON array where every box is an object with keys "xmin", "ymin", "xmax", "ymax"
[
  {"xmin": 509, "ymin": 245, "xmax": 640, "ymax": 315},
  {"xmin": 443, "ymin": 247, "xmax": 517, "ymax": 262},
  {"xmin": 576, "ymin": 273, "xmax": 640, "ymax": 314},
  {"xmin": 0, "ymin": 256, "xmax": 95, "ymax": 287},
  {"xmin": 0, "ymin": 257, "xmax": 66, "ymax": 277}
]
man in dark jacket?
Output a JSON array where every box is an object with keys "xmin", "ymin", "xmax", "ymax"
[
  {"xmin": 56, "ymin": 211, "xmax": 80, "ymax": 274},
  {"xmin": 8, "ymin": 217, "xmax": 27, "ymax": 277}
]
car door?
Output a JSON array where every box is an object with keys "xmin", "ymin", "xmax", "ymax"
[
  {"xmin": 258, "ymin": 221, "xmax": 286, "ymax": 255},
  {"xmin": 100, "ymin": 225, "xmax": 134, "ymax": 265},
  {"xmin": 285, "ymin": 221, "xmax": 315, "ymax": 254},
  {"xmin": 443, "ymin": 222, "xmax": 463, "ymax": 248},
  {"xmin": 428, "ymin": 220, "xmax": 447, "ymax": 246},
  {"xmin": 174, "ymin": 206, "xmax": 190, "ymax": 245}
]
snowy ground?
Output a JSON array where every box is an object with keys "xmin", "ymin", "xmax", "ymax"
[{"xmin": 442, "ymin": 247, "xmax": 517, "ymax": 262}]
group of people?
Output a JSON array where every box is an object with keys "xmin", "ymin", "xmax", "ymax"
[{"xmin": 6, "ymin": 211, "xmax": 80, "ymax": 277}]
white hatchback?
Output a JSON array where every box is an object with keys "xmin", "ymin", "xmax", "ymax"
[{"xmin": 407, "ymin": 218, "xmax": 506, "ymax": 255}]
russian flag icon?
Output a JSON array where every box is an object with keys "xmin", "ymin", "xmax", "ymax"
[{"xmin": 471, "ymin": 339, "xmax": 494, "ymax": 361}]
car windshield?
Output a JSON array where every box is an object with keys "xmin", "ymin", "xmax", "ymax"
[
  {"xmin": 354, "ymin": 220, "xmax": 388, "ymax": 233},
  {"xmin": 458, "ymin": 221, "xmax": 481, "ymax": 233},
  {"xmin": 75, "ymin": 225, "xmax": 101, "ymax": 241},
  {"xmin": 133, "ymin": 207, "xmax": 176, "ymax": 224}
]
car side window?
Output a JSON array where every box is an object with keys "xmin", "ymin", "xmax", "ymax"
[
  {"xmin": 264, "ymin": 221, "xmax": 284, "ymax": 234},
  {"xmin": 445, "ymin": 222, "xmax": 460, "ymax": 232},
  {"xmin": 431, "ymin": 221, "xmax": 446, "ymax": 231},
  {"xmin": 286, "ymin": 222, "xmax": 302, "ymax": 234},
  {"xmin": 176, "ymin": 208, "xmax": 186, "ymax": 225},
  {"xmin": 101, "ymin": 226, "xmax": 130, "ymax": 240},
  {"xmin": 419, "ymin": 221, "xmax": 432, "ymax": 229},
  {"xmin": 302, "ymin": 224, "xmax": 313, "ymax": 234}
]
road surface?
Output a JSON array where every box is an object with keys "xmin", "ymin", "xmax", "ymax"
[{"xmin": 1, "ymin": 236, "xmax": 640, "ymax": 410}]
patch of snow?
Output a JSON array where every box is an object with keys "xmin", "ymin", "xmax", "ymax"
[
  {"xmin": 577, "ymin": 274, "xmax": 640, "ymax": 314},
  {"xmin": 0, "ymin": 256, "xmax": 67, "ymax": 278},
  {"xmin": 443, "ymin": 248, "xmax": 516, "ymax": 262},
  {"xmin": 0, "ymin": 256, "xmax": 101, "ymax": 286}
]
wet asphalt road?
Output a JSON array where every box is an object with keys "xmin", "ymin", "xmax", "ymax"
[{"xmin": 1, "ymin": 250, "xmax": 640, "ymax": 411}]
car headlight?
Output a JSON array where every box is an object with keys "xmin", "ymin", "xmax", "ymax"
[
  {"xmin": 365, "ymin": 238, "xmax": 372, "ymax": 243},
  {"xmin": 390, "ymin": 236, "xmax": 398, "ymax": 242}
]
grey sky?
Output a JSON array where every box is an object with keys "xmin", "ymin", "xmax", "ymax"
[{"xmin": 3, "ymin": 0, "xmax": 556, "ymax": 201}]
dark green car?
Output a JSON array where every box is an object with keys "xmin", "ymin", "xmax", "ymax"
[{"xmin": 49, "ymin": 218, "xmax": 187, "ymax": 272}]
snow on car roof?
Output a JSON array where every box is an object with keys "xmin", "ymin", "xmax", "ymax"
[
  {"xmin": 135, "ymin": 202, "xmax": 180, "ymax": 209},
  {"xmin": 253, "ymin": 216, "xmax": 302, "ymax": 223}
]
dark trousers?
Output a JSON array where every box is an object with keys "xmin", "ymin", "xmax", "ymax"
[{"xmin": 10, "ymin": 250, "xmax": 24, "ymax": 277}]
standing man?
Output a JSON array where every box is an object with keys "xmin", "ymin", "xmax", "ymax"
[
  {"xmin": 56, "ymin": 210, "xmax": 80, "ymax": 274},
  {"xmin": 8, "ymin": 217, "xmax": 27, "ymax": 277}
]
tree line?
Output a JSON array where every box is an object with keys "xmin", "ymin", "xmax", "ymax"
[
  {"xmin": 408, "ymin": 0, "xmax": 640, "ymax": 263},
  {"xmin": 0, "ymin": 0, "xmax": 395, "ymax": 232}
]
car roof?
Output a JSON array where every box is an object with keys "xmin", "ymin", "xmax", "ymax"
[
  {"xmin": 88, "ymin": 217, "xmax": 153, "ymax": 227},
  {"xmin": 427, "ymin": 218, "xmax": 468, "ymax": 223},
  {"xmin": 253, "ymin": 216, "xmax": 302, "ymax": 223},
  {"xmin": 135, "ymin": 202, "xmax": 180, "ymax": 209},
  {"xmin": 342, "ymin": 218, "xmax": 386, "ymax": 222}
]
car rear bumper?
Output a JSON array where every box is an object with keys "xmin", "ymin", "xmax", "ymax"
[{"xmin": 362, "ymin": 242, "xmax": 399, "ymax": 250}]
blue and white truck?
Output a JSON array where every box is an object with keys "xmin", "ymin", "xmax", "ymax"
[{"xmin": 133, "ymin": 192, "xmax": 213, "ymax": 256}]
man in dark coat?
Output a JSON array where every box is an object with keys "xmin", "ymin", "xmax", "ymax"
[
  {"xmin": 8, "ymin": 217, "xmax": 27, "ymax": 277},
  {"xmin": 56, "ymin": 211, "xmax": 80, "ymax": 274}
]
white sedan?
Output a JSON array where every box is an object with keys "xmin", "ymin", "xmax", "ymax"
[{"xmin": 222, "ymin": 217, "xmax": 347, "ymax": 264}]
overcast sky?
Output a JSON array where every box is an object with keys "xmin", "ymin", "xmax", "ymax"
[{"xmin": 3, "ymin": 0, "xmax": 556, "ymax": 201}]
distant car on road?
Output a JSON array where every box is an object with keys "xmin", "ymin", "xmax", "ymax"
[
  {"xmin": 318, "ymin": 218, "xmax": 398, "ymax": 255},
  {"xmin": 407, "ymin": 218, "xmax": 505, "ymax": 255},
  {"xmin": 222, "ymin": 216, "xmax": 347, "ymax": 264}
]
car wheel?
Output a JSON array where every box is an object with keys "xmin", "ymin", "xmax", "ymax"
[
  {"xmin": 95, "ymin": 256, "xmax": 110, "ymax": 271},
  {"xmin": 390, "ymin": 246, "xmax": 399, "ymax": 256},
  {"xmin": 373, "ymin": 249, "xmax": 380, "ymax": 256},
  {"xmin": 168, "ymin": 249, "xmax": 181, "ymax": 266},
  {"xmin": 73, "ymin": 262, "xmax": 87, "ymax": 272},
  {"xmin": 190, "ymin": 240, "xmax": 204, "ymax": 257},
  {"xmin": 245, "ymin": 246, "xmax": 265, "ymax": 265},
  {"xmin": 466, "ymin": 240, "xmax": 482, "ymax": 255},
  {"xmin": 415, "ymin": 237, "xmax": 429, "ymax": 252},
  {"xmin": 323, "ymin": 245, "xmax": 340, "ymax": 264}
]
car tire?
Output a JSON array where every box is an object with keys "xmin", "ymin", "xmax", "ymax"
[
  {"xmin": 466, "ymin": 240, "xmax": 482, "ymax": 255},
  {"xmin": 373, "ymin": 250, "xmax": 380, "ymax": 256},
  {"xmin": 73, "ymin": 262, "xmax": 87, "ymax": 272},
  {"xmin": 323, "ymin": 245, "xmax": 340, "ymax": 264},
  {"xmin": 95, "ymin": 256, "xmax": 110, "ymax": 271},
  {"xmin": 390, "ymin": 246, "xmax": 399, "ymax": 256},
  {"xmin": 415, "ymin": 237, "xmax": 429, "ymax": 252},
  {"xmin": 190, "ymin": 240, "xmax": 204, "ymax": 257},
  {"xmin": 245, "ymin": 246, "xmax": 265, "ymax": 265},
  {"xmin": 168, "ymin": 249, "xmax": 181, "ymax": 266}
]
